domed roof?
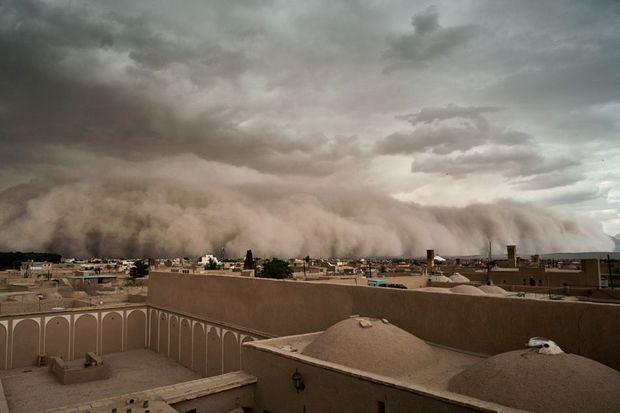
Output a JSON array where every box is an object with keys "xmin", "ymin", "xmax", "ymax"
[
  {"xmin": 448, "ymin": 349, "xmax": 620, "ymax": 412},
  {"xmin": 478, "ymin": 285, "xmax": 507, "ymax": 295},
  {"xmin": 432, "ymin": 275, "xmax": 452, "ymax": 283},
  {"xmin": 302, "ymin": 317, "xmax": 437, "ymax": 377},
  {"xmin": 448, "ymin": 273, "xmax": 470, "ymax": 283},
  {"xmin": 450, "ymin": 285, "xmax": 486, "ymax": 295}
]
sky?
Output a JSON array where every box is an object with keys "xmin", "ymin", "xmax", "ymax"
[{"xmin": 0, "ymin": 0, "xmax": 618, "ymax": 257}]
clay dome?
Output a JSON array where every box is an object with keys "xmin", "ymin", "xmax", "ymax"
[
  {"xmin": 448, "ymin": 349, "xmax": 620, "ymax": 412},
  {"xmin": 432, "ymin": 275, "xmax": 452, "ymax": 283},
  {"xmin": 450, "ymin": 285, "xmax": 486, "ymax": 295},
  {"xmin": 448, "ymin": 273, "xmax": 470, "ymax": 283},
  {"xmin": 478, "ymin": 285, "xmax": 507, "ymax": 295},
  {"xmin": 302, "ymin": 317, "xmax": 437, "ymax": 377}
]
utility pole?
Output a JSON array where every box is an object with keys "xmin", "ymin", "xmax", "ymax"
[
  {"xmin": 608, "ymin": 254, "xmax": 614, "ymax": 289},
  {"xmin": 304, "ymin": 256, "xmax": 310, "ymax": 281},
  {"xmin": 486, "ymin": 241, "xmax": 492, "ymax": 285}
]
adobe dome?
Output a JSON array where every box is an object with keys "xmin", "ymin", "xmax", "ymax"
[
  {"xmin": 449, "ymin": 273, "xmax": 470, "ymax": 283},
  {"xmin": 302, "ymin": 317, "xmax": 437, "ymax": 378},
  {"xmin": 450, "ymin": 285, "xmax": 486, "ymax": 295},
  {"xmin": 478, "ymin": 285, "xmax": 507, "ymax": 295},
  {"xmin": 432, "ymin": 275, "xmax": 452, "ymax": 283},
  {"xmin": 448, "ymin": 349, "xmax": 620, "ymax": 412}
]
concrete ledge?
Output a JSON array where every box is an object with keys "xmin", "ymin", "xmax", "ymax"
[
  {"xmin": 0, "ymin": 302, "xmax": 146, "ymax": 319},
  {"xmin": 43, "ymin": 371, "xmax": 257, "ymax": 413},
  {"xmin": 159, "ymin": 371, "xmax": 257, "ymax": 404},
  {"xmin": 0, "ymin": 379, "xmax": 9, "ymax": 413},
  {"xmin": 148, "ymin": 304, "xmax": 275, "ymax": 339}
]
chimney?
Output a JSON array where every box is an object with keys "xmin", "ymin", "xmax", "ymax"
[
  {"xmin": 426, "ymin": 249, "xmax": 435, "ymax": 269},
  {"xmin": 507, "ymin": 245, "xmax": 517, "ymax": 268}
]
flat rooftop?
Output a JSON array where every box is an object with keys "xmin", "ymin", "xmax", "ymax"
[
  {"xmin": 42, "ymin": 372, "xmax": 257, "ymax": 413},
  {"xmin": 0, "ymin": 349, "xmax": 200, "ymax": 413},
  {"xmin": 307, "ymin": 275, "xmax": 427, "ymax": 289},
  {"xmin": 0, "ymin": 291, "xmax": 38, "ymax": 297}
]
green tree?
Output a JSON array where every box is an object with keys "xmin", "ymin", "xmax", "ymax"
[
  {"xmin": 0, "ymin": 252, "xmax": 61, "ymax": 270},
  {"xmin": 206, "ymin": 258, "xmax": 218, "ymax": 270},
  {"xmin": 259, "ymin": 258, "xmax": 292, "ymax": 279},
  {"xmin": 130, "ymin": 260, "xmax": 149, "ymax": 278},
  {"xmin": 244, "ymin": 249, "xmax": 254, "ymax": 269}
]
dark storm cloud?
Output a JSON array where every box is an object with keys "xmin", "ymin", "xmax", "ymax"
[
  {"xmin": 0, "ymin": 0, "xmax": 615, "ymax": 255},
  {"xmin": 0, "ymin": 0, "xmax": 249, "ymax": 78},
  {"xmin": 397, "ymin": 105, "xmax": 500, "ymax": 124},
  {"xmin": 512, "ymin": 170, "xmax": 585, "ymax": 191},
  {"xmin": 376, "ymin": 105, "xmax": 531, "ymax": 155},
  {"xmin": 411, "ymin": 146, "xmax": 578, "ymax": 179},
  {"xmin": 383, "ymin": 6, "xmax": 481, "ymax": 73},
  {"xmin": 472, "ymin": 1, "xmax": 620, "ymax": 115},
  {"xmin": 554, "ymin": 110, "xmax": 617, "ymax": 141},
  {"xmin": 483, "ymin": 55, "xmax": 620, "ymax": 110},
  {"xmin": 542, "ymin": 187, "xmax": 610, "ymax": 207},
  {"xmin": 0, "ymin": 0, "xmax": 361, "ymax": 177},
  {"xmin": 375, "ymin": 104, "xmax": 583, "ymax": 187}
]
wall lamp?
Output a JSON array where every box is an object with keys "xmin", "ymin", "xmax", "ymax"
[{"xmin": 292, "ymin": 368, "xmax": 305, "ymax": 392}]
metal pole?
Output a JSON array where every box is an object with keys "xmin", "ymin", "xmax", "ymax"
[
  {"xmin": 608, "ymin": 254, "xmax": 614, "ymax": 289},
  {"xmin": 487, "ymin": 241, "xmax": 492, "ymax": 285}
]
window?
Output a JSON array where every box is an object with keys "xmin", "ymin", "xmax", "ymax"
[{"xmin": 378, "ymin": 401, "xmax": 386, "ymax": 413}]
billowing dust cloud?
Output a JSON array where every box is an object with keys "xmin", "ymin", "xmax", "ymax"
[
  {"xmin": 0, "ymin": 177, "xmax": 612, "ymax": 258},
  {"xmin": 0, "ymin": 1, "xmax": 615, "ymax": 258}
]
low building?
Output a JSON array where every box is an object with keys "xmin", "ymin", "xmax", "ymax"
[
  {"xmin": 20, "ymin": 260, "xmax": 53, "ymax": 277},
  {"xmin": 0, "ymin": 272, "xmax": 619, "ymax": 412}
]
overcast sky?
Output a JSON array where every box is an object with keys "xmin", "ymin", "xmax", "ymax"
[{"xmin": 0, "ymin": 0, "xmax": 618, "ymax": 257}]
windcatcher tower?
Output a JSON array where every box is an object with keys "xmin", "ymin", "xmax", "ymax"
[
  {"xmin": 507, "ymin": 245, "xmax": 517, "ymax": 268},
  {"xmin": 426, "ymin": 249, "xmax": 435, "ymax": 270}
]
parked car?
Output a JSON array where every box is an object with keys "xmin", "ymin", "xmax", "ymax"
[{"xmin": 367, "ymin": 279, "xmax": 388, "ymax": 287}]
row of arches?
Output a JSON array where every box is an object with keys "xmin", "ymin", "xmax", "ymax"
[
  {"xmin": 148, "ymin": 309, "xmax": 258, "ymax": 377},
  {"xmin": 0, "ymin": 308, "xmax": 147, "ymax": 369},
  {"xmin": 0, "ymin": 306, "xmax": 261, "ymax": 375}
]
